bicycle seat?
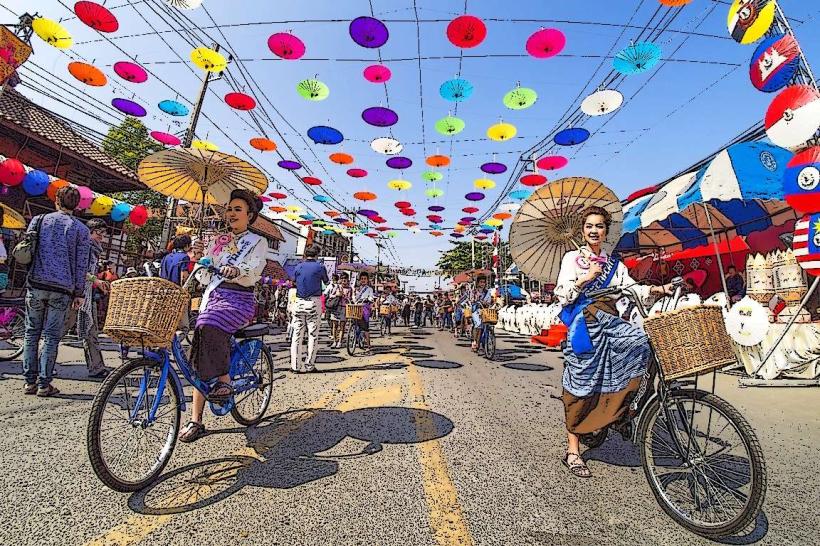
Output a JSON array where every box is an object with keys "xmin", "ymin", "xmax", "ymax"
[{"xmin": 234, "ymin": 323, "xmax": 269, "ymax": 338}]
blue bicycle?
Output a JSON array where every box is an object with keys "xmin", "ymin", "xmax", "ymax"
[
  {"xmin": 87, "ymin": 323, "xmax": 274, "ymax": 492},
  {"xmin": 475, "ymin": 307, "xmax": 497, "ymax": 360}
]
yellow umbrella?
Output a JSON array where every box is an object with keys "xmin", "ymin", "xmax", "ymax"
[
  {"xmin": 487, "ymin": 122, "xmax": 517, "ymax": 142},
  {"xmin": 387, "ymin": 179, "xmax": 412, "ymax": 191},
  {"xmin": 0, "ymin": 203, "xmax": 26, "ymax": 229},
  {"xmin": 485, "ymin": 218, "xmax": 503, "ymax": 227},
  {"xmin": 192, "ymin": 139, "xmax": 219, "ymax": 151},
  {"xmin": 286, "ymin": 204, "xmax": 303, "ymax": 212},
  {"xmin": 32, "ymin": 17, "xmax": 73, "ymax": 49},
  {"xmin": 284, "ymin": 213, "xmax": 300, "ymax": 221},
  {"xmin": 474, "ymin": 178, "xmax": 496, "ymax": 190},
  {"xmin": 190, "ymin": 47, "xmax": 227, "ymax": 72}
]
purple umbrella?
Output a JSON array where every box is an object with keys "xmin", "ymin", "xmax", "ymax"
[
  {"xmin": 386, "ymin": 156, "xmax": 412, "ymax": 169},
  {"xmin": 349, "ymin": 16, "xmax": 389, "ymax": 48},
  {"xmin": 334, "ymin": 217, "xmax": 350, "ymax": 224},
  {"xmin": 451, "ymin": 233, "xmax": 464, "ymax": 238},
  {"xmin": 278, "ymin": 160, "xmax": 302, "ymax": 170},
  {"xmin": 428, "ymin": 205, "xmax": 445, "ymax": 212},
  {"xmin": 458, "ymin": 220, "xmax": 472, "ymax": 226},
  {"xmin": 112, "ymin": 98, "xmax": 146, "ymax": 117},
  {"xmin": 465, "ymin": 192, "xmax": 485, "ymax": 201},
  {"xmin": 362, "ymin": 106, "xmax": 398, "ymax": 127},
  {"xmin": 461, "ymin": 216, "xmax": 476, "ymax": 222},
  {"xmin": 481, "ymin": 161, "xmax": 507, "ymax": 174},
  {"xmin": 358, "ymin": 209, "xmax": 379, "ymax": 218}
]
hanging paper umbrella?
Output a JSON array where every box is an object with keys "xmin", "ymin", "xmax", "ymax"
[
  {"xmin": 613, "ymin": 42, "xmax": 662, "ymax": 75},
  {"xmin": 427, "ymin": 214, "xmax": 444, "ymax": 223},
  {"xmin": 354, "ymin": 191, "xmax": 377, "ymax": 201},
  {"xmin": 324, "ymin": 210, "xmax": 340, "ymax": 218},
  {"xmin": 151, "ymin": 131, "xmax": 181, "ymax": 146},
  {"xmin": 268, "ymin": 32, "xmax": 306, "ymax": 59},
  {"xmin": 225, "ymin": 92, "xmax": 256, "ymax": 110},
  {"xmin": 303, "ymin": 176, "xmax": 322, "ymax": 186},
  {"xmin": 313, "ymin": 195, "xmax": 330, "ymax": 203},
  {"xmin": 520, "ymin": 174, "xmax": 547, "ymax": 187},
  {"xmin": 166, "ymin": 0, "xmax": 203, "ymax": 8},
  {"xmin": 386, "ymin": 156, "xmax": 412, "ymax": 169},
  {"xmin": 536, "ymin": 155, "xmax": 568, "ymax": 171},
  {"xmin": 463, "ymin": 206, "xmax": 479, "ymax": 214},
  {"xmin": 465, "ymin": 192, "xmax": 485, "ymax": 201},
  {"xmin": 21, "ymin": 169, "xmax": 49, "ymax": 196},
  {"xmin": 500, "ymin": 202, "xmax": 520, "ymax": 213},
  {"xmin": 451, "ymin": 233, "xmax": 465, "ymax": 239},
  {"xmin": 330, "ymin": 152, "xmax": 354, "ymax": 164},
  {"xmin": 485, "ymin": 218, "xmax": 503, "ymax": 227},
  {"xmin": 581, "ymin": 89, "xmax": 623, "ymax": 116},
  {"xmin": 112, "ymin": 98, "xmax": 147, "ymax": 117},
  {"xmin": 526, "ymin": 28, "xmax": 566, "ymax": 59},
  {"xmin": 158, "ymin": 99, "xmax": 189, "ymax": 116},
  {"xmin": 429, "ymin": 205, "xmax": 446, "ymax": 212},
  {"xmin": 375, "ymin": 226, "xmax": 391, "ymax": 232},
  {"xmin": 362, "ymin": 106, "xmax": 399, "ymax": 127},
  {"xmin": 270, "ymin": 206, "xmax": 287, "ymax": 213},
  {"xmin": 493, "ymin": 212, "xmax": 513, "ymax": 221},
  {"xmin": 74, "ymin": 1, "xmax": 119, "ymax": 32},
  {"xmin": 250, "ymin": 137, "xmax": 276, "ymax": 151},
  {"xmin": 435, "ymin": 115, "xmax": 465, "ymax": 135},
  {"xmin": 388, "ymin": 179, "xmax": 412, "ymax": 191},
  {"xmin": 395, "ymin": 201, "xmax": 412, "ymax": 209},
  {"xmin": 286, "ymin": 205, "xmax": 303, "ymax": 213},
  {"xmin": 68, "ymin": 62, "xmax": 107, "ymax": 87},
  {"xmin": 440, "ymin": 78, "xmax": 474, "ymax": 102},
  {"xmin": 32, "ymin": 17, "xmax": 73, "ymax": 49},
  {"xmin": 426, "ymin": 154, "xmax": 450, "ymax": 167},
  {"xmin": 76, "ymin": 186, "xmax": 94, "ymax": 209},
  {"xmin": 474, "ymin": 234, "xmax": 488, "ymax": 241},
  {"xmin": 401, "ymin": 208, "xmax": 416, "ymax": 216},
  {"xmin": 728, "ymin": 0, "xmax": 775, "ymax": 44},
  {"xmin": 430, "ymin": 231, "xmax": 443, "ymax": 237},
  {"xmin": 503, "ymin": 85, "xmax": 538, "ymax": 110},
  {"xmin": 192, "ymin": 140, "xmax": 218, "ymax": 151},
  {"xmin": 447, "ymin": 15, "xmax": 487, "ymax": 48},
  {"xmin": 371, "ymin": 137, "xmax": 403, "ymax": 155},
  {"xmin": 358, "ymin": 209, "xmax": 379, "ymax": 218},
  {"xmin": 425, "ymin": 188, "xmax": 444, "ymax": 198},
  {"xmin": 479, "ymin": 227, "xmax": 495, "ymax": 234},
  {"xmin": 297, "ymin": 78, "xmax": 330, "ymax": 101},
  {"xmin": 509, "ymin": 189, "xmax": 531, "ymax": 200},
  {"xmin": 45, "ymin": 178, "xmax": 69, "ymax": 200},
  {"xmin": 364, "ymin": 64, "xmax": 392, "ymax": 83},
  {"xmin": 111, "ymin": 202, "xmax": 132, "ymax": 222},
  {"xmin": 349, "ymin": 16, "xmax": 389, "ymax": 48},
  {"xmin": 347, "ymin": 168, "xmax": 368, "ymax": 178},
  {"xmin": 481, "ymin": 161, "xmax": 507, "ymax": 174},
  {"xmin": 190, "ymin": 47, "xmax": 227, "ymax": 72},
  {"xmin": 487, "ymin": 122, "xmax": 517, "ymax": 141},
  {"xmin": 474, "ymin": 178, "xmax": 496, "ymax": 190},
  {"xmin": 783, "ymin": 146, "xmax": 820, "ymax": 213},
  {"xmin": 307, "ymin": 126, "xmax": 344, "ymax": 145},
  {"xmin": 750, "ymin": 34, "xmax": 801, "ymax": 93},
  {"xmin": 554, "ymin": 127, "xmax": 590, "ymax": 146},
  {"xmin": 422, "ymin": 171, "xmax": 443, "ymax": 182},
  {"xmin": 114, "ymin": 61, "xmax": 148, "ymax": 83},
  {"xmin": 765, "ymin": 85, "xmax": 820, "ymax": 150},
  {"xmin": 269, "ymin": 191, "xmax": 287, "ymax": 200},
  {"xmin": 278, "ymin": 160, "xmax": 302, "ymax": 170},
  {"xmin": 460, "ymin": 216, "xmax": 476, "ymax": 223},
  {"xmin": 258, "ymin": 196, "xmax": 272, "ymax": 202}
]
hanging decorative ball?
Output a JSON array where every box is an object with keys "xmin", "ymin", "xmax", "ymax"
[
  {"xmin": 446, "ymin": 15, "xmax": 487, "ymax": 49},
  {"xmin": 22, "ymin": 169, "xmax": 50, "ymax": 196},
  {"xmin": 0, "ymin": 158, "xmax": 26, "ymax": 186},
  {"xmin": 111, "ymin": 202, "xmax": 132, "ymax": 222},
  {"xmin": 225, "ymin": 92, "xmax": 256, "ymax": 110},
  {"xmin": 129, "ymin": 205, "xmax": 149, "ymax": 226},
  {"xmin": 46, "ymin": 179, "xmax": 70, "ymax": 201}
]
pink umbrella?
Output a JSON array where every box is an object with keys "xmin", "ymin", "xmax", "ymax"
[
  {"xmin": 259, "ymin": 195, "xmax": 272, "ymax": 202},
  {"xmin": 268, "ymin": 32, "xmax": 305, "ymax": 60},
  {"xmin": 77, "ymin": 185, "xmax": 95, "ymax": 209},
  {"xmin": 150, "ymin": 131, "xmax": 181, "ymax": 146},
  {"xmin": 536, "ymin": 155, "xmax": 568, "ymax": 171},
  {"xmin": 113, "ymin": 61, "xmax": 148, "ymax": 83},
  {"xmin": 363, "ymin": 64, "xmax": 392, "ymax": 83},
  {"xmin": 526, "ymin": 28, "xmax": 566, "ymax": 59}
]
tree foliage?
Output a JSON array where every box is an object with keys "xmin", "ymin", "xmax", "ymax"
[{"xmin": 435, "ymin": 239, "xmax": 511, "ymax": 278}]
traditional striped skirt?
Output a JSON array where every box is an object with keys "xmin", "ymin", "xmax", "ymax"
[{"xmin": 191, "ymin": 286, "xmax": 256, "ymax": 381}]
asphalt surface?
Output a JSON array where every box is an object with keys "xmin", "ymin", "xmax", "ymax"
[{"xmin": 0, "ymin": 322, "xmax": 818, "ymax": 546}]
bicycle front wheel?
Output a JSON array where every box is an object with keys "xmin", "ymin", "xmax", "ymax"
[
  {"xmin": 347, "ymin": 322, "xmax": 358, "ymax": 356},
  {"xmin": 638, "ymin": 389, "xmax": 766, "ymax": 538},
  {"xmin": 0, "ymin": 307, "xmax": 25, "ymax": 362},
  {"xmin": 87, "ymin": 358, "xmax": 182, "ymax": 492},
  {"xmin": 485, "ymin": 327, "xmax": 496, "ymax": 360}
]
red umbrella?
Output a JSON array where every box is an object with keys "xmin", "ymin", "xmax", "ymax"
[
  {"xmin": 347, "ymin": 168, "xmax": 368, "ymax": 178},
  {"xmin": 536, "ymin": 155, "xmax": 568, "ymax": 171},
  {"xmin": 364, "ymin": 64, "xmax": 392, "ymax": 83},
  {"xmin": 447, "ymin": 15, "xmax": 487, "ymax": 48},
  {"xmin": 225, "ymin": 92, "xmax": 256, "ymax": 111},
  {"xmin": 395, "ymin": 201, "xmax": 412, "ymax": 209},
  {"xmin": 462, "ymin": 206, "xmax": 479, "ymax": 214},
  {"xmin": 372, "ymin": 216, "xmax": 387, "ymax": 223},
  {"xmin": 303, "ymin": 176, "xmax": 322, "ymax": 186},
  {"xmin": 74, "ymin": 1, "xmax": 119, "ymax": 33},
  {"xmin": 376, "ymin": 226, "xmax": 391, "ymax": 232},
  {"xmin": 520, "ymin": 174, "xmax": 547, "ymax": 187},
  {"xmin": 269, "ymin": 191, "xmax": 287, "ymax": 199}
]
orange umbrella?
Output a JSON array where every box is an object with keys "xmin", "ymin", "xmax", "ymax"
[
  {"xmin": 353, "ymin": 191, "xmax": 377, "ymax": 201},
  {"xmin": 270, "ymin": 205, "xmax": 287, "ymax": 213},
  {"xmin": 426, "ymin": 154, "xmax": 451, "ymax": 167},
  {"xmin": 250, "ymin": 137, "xmax": 276, "ymax": 151},
  {"xmin": 493, "ymin": 212, "xmax": 513, "ymax": 220},
  {"xmin": 46, "ymin": 179, "xmax": 70, "ymax": 201},
  {"xmin": 325, "ymin": 210, "xmax": 340, "ymax": 218},
  {"xmin": 329, "ymin": 152, "xmax": 354, "ymax": 165},
  {"xmin": 68, "ymin": 61, "xmax": 107, "ymax": 86},
  {"xmin": 430, "ymin": 231, "xmax": 443, "ymax": 237}
]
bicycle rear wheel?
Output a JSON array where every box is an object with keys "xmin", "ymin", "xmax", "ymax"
[
  {"xmin": 485, "ymin": 327, "xmax": 496, "ymax": 360},
  {"xmin": 347, "ymin": 322, "xmax": 358, "ymax": 356},
  {"xmin": 637, "ymin": 389, "xmax": 766, "ymax": 538},
  {"xmin": 0, "ymin": 307, "xmax": 25, "ymax": 362},
  {"xmin": 87, "ymin": 358, "xmax": 182, "ymax": 492},
  {"xmin": 231, "ymin": 345, "xmax": 274, "ymax": 426}
]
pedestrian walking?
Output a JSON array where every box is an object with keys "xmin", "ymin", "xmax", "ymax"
[
  {"xmin": 423, "ymin": 296, "xmax": 434, "ymax": 327},
  {"xmin": 290, "ymin": 245, "xmax": 328, "ymax": 373},
  {"xmin": 21, "ymin": 186, "xmax": 90, "ymax": 397},
  {"xmin": 77, "ymin": 219, "xmax": 112, "ymax": 378},
  {"xmin": 413, "ymin": 296, "xmax": 423, "ymax": 327},
  {"xmin": 327, "ymin": 272, "xmax": 351, "ymax": 348},
  {"xmin": 401, "ymin": 297, "xmax": 411, "ymax": 327},
  {"xmin": 352, "ymin": 272, "xmax": 375, "ymax": 351}
]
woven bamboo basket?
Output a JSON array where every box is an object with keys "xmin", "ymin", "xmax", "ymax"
[
  {"xmin": 464, "ymin": 307, "xmax": 473, "ymax": 319},
  {"xmin": 643, "ymin": 305, "xmax": 735, "ymax": 380},
  {"xmin": 480, "ymin": 308, "xmax": 498, "ymax": 324},
  {"xmin": 379, "ymin": 305, "xmax": 391, "ymax": 316},
  {"xmin": 103, "ymin": 278, "xmax": 189, "ymax": 348},
  {"xmin": 346, "ymin": 304, "xmax": 364, "ymax": 320}
]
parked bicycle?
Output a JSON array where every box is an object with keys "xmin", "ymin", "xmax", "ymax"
[{"xmin": 0, "ymin": 296, "xmax": 25, "ymax": 362}]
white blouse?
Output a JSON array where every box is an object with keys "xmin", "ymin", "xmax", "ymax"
[
  {"xmin": 553, "ymin": 247, "xmax": 651, "ymax": 306},
  {"xmin": 202, "ymin": 231, "xmax": 268, "ymax": 288}
]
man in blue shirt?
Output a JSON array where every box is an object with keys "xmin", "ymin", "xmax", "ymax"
[
  {"xmin": 160, "ymin": 235, "xmax": 192, "ymax": 286},
  {"xmin": 290, "ymin": 245, "xmax": 329, "ymax": 373},
  {"xmin": 23, "ymin": 186, "xmax": 90, "ymax": 397}
]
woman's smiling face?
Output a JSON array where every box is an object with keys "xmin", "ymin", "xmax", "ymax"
[
  {"xmin": 226, "ymin": 198, "xmax": 250, "ymax": 233},
  {"xmin": 582, "ymin": 213, "xmax": 607, "ymax": 247}
]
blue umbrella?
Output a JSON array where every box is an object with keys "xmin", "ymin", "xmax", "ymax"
[
  {"xmin": 439, "ymin": 78, "xmax": 474, "ymax": 102},
  {"xmin": 509, "ymin": 189, "xmax": 531, "ymax": 200},
  {"xmin": 613, "ymin": 42, "xmax": 662, "ymax": 75},
  {"xmin": 554, "ymin": 127, "xmax": 590, "ymax": 146},
  {"xmin": 158, "ymin": 99, "xmax": 189, "ymax": 117},
  {"xmin": 313, "ymin": 195, "xmax": 330, "ymax": 203},
  {"xmin": 307, "ymin": 126, "xmax": 344, "ymax": 145}
]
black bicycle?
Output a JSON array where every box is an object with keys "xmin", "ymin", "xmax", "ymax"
[{"xmin": 0, "ymin": 296, "xmax": 25, "ymax": 362}]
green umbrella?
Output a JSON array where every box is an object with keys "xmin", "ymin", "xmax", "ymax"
[
  {"xmin": 422, "ymin": 170, "xmax": 443, "ymax": 182},
  {"xmin": 297, "ymin": 78, "xmax": 330, "ymax": 101},
  {"xmin": 434, "ymin": 114, "xmax": 465, "ymax": 136},
  {"xmin": 425, "ymin": 187, "xmax": 444, "ymax": 198},
  {"xmin": 503, "ymin": 85, "xmax": 537, "ymax": 110},
  {"xmin": 387, "ymin": 231, "xmax": 397, "ymax": 238}
]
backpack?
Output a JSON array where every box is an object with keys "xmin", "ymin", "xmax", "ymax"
[{"xmin": 11, "ymin": 215, "xmax": 44, "ymax": 266}]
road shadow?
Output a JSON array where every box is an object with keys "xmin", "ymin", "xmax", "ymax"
[
  {"xmin": 502, "ymin": 362, "xmax": 553, "ymax": 372},
  {"xmin": 582, "ymin": 432, "xmax": 641, "ymax": 467},
  {"xmin": 716, "ymin": 511, "xmax": 769, "ymax": 544},
  {"xmin": 128, "ymin": 406, "xmax": 454, "ymax": 515},
  {"xmin": 403, "ymin": 352, "xmax": 435, "ymax": 360},
  {"xmin": 412, "ymin": 359, "xmax": 462, "ymax": 370},
  {"xmin": 317, "ymin": 362, "xmax": 408, "ymax": 373}
]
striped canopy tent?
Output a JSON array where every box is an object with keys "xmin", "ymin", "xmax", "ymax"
[{"xmin": 618, "ymin": 142, "xmax": 797, "ymax": 254}]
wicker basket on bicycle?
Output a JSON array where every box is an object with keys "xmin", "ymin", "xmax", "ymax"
[
  {"xmin": 379, "ymin": 304, "xmax": 391, "ymax": 316},
  {"xmin": 643, "ymin": 305, "xmax": 736, "ymax": 380},
  {"xmin": 346, "ymin": 304, "xmax": 364, "ymax": 320},
  {"xmin": 103, "ymin": 278, "xmax": 189, "ymax": 348},
  {"xmin": 480, "ymin": 308, "xmax": 498, "ymax": 324},
  {"xmin": 463, "ymin": 307, "xmax": 473, "ymax": 319}
]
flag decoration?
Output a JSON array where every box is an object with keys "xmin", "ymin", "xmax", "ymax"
[
  {"xmin": 749, "ymin": 33, "xmax": 800, "ymax": 93},
  {"xmin": 793, "ymin": 213, "xmax": 820, "ymax": 277},
  {"xmin": 783, "ymin": 146, "xmax": 820, "ymax": 214}
]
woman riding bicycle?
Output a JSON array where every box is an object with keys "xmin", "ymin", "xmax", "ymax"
[
  {"xmin": 328, "ymin": 272, "xmax": 351, "ymax": 349},
  {"xmin": 179, "ymin": 189, "xmax": 267, "ymax": 443},
  {"xmin": 553, "ymin": 206, "xmax": 672, "ymax": 478},
  {"xmin": 352, "ymin": 272, "xmax": 375, "ymax": 351},
  {"xmin": 470, "ymin": 276, "xmax": 494, "ymax": 351}
]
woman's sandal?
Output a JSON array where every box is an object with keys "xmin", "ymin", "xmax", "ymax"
[
  {"xmin": 179, "ymin": 421, "xmax": 207, "ymax": 443},
  {"xmin": 207, "ymin": 381, "xmax": 234, "ymax": 403},
  {"xmin": 562, "ymin": 452, "xmax": 592, "ymax": 478}
]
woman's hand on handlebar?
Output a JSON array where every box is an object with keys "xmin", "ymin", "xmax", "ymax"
[{"xmin": 219, "ymin": 265, "xmax": 240, "ymax": 279}]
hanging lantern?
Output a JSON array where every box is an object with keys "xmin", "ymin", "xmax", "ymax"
[
  {"xmin": 22, "ymin": 169, "xmax": 50, "ymax": 196},
  {"xmin": 46, "ymin": 179, "xmax": 70, "ymax": 201},
  {"xmin": 111, "ymin": 202, "xmax": 132, "ymax": 222},
  {"xmin": 0, "ymin": 158, "xmax": 26, "ymax": 186},
  {"xmin": 129, "ymin": 204, "xmax": 148, "ymax": 226},
  {"xmin": 90, "ymin": 195, "xmax": 114, "ymax": 216}
]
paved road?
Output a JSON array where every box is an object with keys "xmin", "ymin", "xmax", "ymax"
[{"xmin": 0, "ymin": 323, "xmax": 818, "ymax": 545}]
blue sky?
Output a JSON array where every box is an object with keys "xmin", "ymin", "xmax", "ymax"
[{"xmin": 7, "ymin": 0, "xmax": 820, "ymax": 267}]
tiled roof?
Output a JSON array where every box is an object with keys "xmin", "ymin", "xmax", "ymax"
[
  {"xmin": 0, "ymin": 88, "xmax": 139, "ymax": 184},
  {"xmin": 251, "ymin": 214, "xmax": 285, "ymax": 242},
  {"xmin": 262, "ymin": 259, "xmax": 289, "ymax": 280}
]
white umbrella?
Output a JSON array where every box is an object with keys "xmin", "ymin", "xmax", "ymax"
[{"xmin": 581, "ymin": 89, "xmax": 624, "ymax": 116}]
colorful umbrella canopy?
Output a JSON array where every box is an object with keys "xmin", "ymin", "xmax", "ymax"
[
  {"xmin": 32, "ymin": 17, "xmax": 72, "ymax": 49},
  {"xmin": 192, "ymin": 140, "xmax": 218, "ymax": 151},
  {"xmin": 362, "ymin": 107, "xmax": 399, "ymax": 127},
  {"xmin": 395, "ymin": 201, "xmax": 412, "ymax": 209},
  {"xmin": 250, "ymin": 137, "xmax": 277, "ymax": 151},
  {"xmin": 303, "ymin": 176, "xmax": 322, "ymax": 186},
  {"xmin": 493, "ymin": 212, "xmax": 513, "ymax": 220},
  {"xmin": 425, "ymin": 187, "xmax": 444, "ymax": 198},
  {"xmin": 354, "ymin": 191, "xmax": 377, "ymax": 201},
  {"xmin": 764, "ymin": 85, "xmax": 820, "ymax": 150},
  {"xmin": 307, "ymin": 126, "xmax": 344, "ymax": 145},
  {"xmin": 536, "ymin": 155, "xmax": 568, "ymax": 171},
  {"xmin": 364, "ymin": 64, "xmax": 391, "ymax": 83},
  {"xmin": 349, "ymin": 16, "xmax": 389, "ymax": 48},
  {"xmin": 112, "ymin": 98, "xmax": 147, "ymax": 117},
  {"xmin": 297, "ymin": 78, "xmax": 330, "ymax": 101},
  {"xmin": 426, "ymin": 154, "xmax": 451, "ymax": 167},
  {"xmin": 554, "ymin": 127, "xmax": 590, "ymax": 146},
  {"xmin": 0, "ymin": 203, "xmax": 25, "ymax": 229},
  {"xmin": 347, "ymin": 168, "xmax": 368, "ymax": 178},
  {"xmin": 447, "ymin": 15, "xmax": 487, "ymax": 48},
  {"xmin": 440, "ymin": 78, "xmax": 474, "ymax": 102},
  {"xmin": 481, "ymin": 161, "xmax": 507, "ymax": 174},
  {"xmin": 268, "ymin": 32, "xmax": 305, "ymax": 59},
  {"xmin": 509, "ymin": 189, "xmax": 531, "ymax": 200},
  {"xmin": 422, "ymin": 171, "xmax": 443, "ymax": 182},
  {"xmin": 728, "ymin": 0, "xmax": 775, "ymax": 44},
  {"xmin": 487, "ymin": 122, "xmax": 517, "ymax": 141},
  {"xmin": 75, "ymin": 2, "xmax": 119, "ymax": 32},
  {"xmin": 429, "ymin": 205, "xmax": 445, "ymax": 212},
  {"xmin": 526, "ymin": 28, "xmax": 566, "ymax": 59},
  {"xmin": 435, "ymin": 115, "xmax": 466, "ymax": 135},
  {"xmin": 503, "ymin": 85, "xmax": 538, "ymax": 110},
  {"xmin": 138, "ymin": 148, "xmax": 267, "ymax": 205},
  {"xmin": 225, "ymin": 92, "xmax": 256, "ymax": 110},
  {"xmin": 114, "ymin": 61, "xmax": 148, "ymax": 83},
  {"xmin": 330, "ymin": 152, "xmax": 354, "ymax": 164},
  {"xmin": 371, "ymin": 137, "xmax": 403, "ymax": 155},
  {"xmin": 463, "ymin": 206, "xmax": 479, "ymax": 213},
  {"xmin": 190, "ymin": 47, "xmax": 227, "ymax": 72},
  {"xmin": 388, "ymin": 179, "xmax": 412, "ymax": 191},
  {"xmin": 613, "ymin": 42, "xmax": 662, "ymax": 75},
  {"xmin": 269, "ymin": 191, "xmax": 287, "ymax": 199},
  {"xmin": 151, "ymin": 131, "xmax": 181, "ymax": 146},
  {"xmin": 465, "ymin": 192, "xmax": 485, "ymax": 201},
  {"xmin": 474, "ymin": 178, "xmax": 496, "ymax": 190},
  {"xmin": 68, "ymin": 62, "xmax": 107, "ymax": 86},
  {"xmin": 158, "ymin": 99, "xmax": 189, "ymax": 116},
  {"xmin": 750, "ymin": 34, "xmax": 801, "ymax": 93},
  {"xmin": 520, "ymin": 174, "xmax": 547, "ymax": 187},
  {"xmin": 500, "ymin": 202, "xmax": 521, "ymax": 213},
  {"xmin": 386, "ymin": 156, "xmax": 412, "ymax": 169},
  {"xmin": 278, "ymin": 160, "xmax": 302, "ymax": 170},
  {"xmin": 581, "ymin": 89, "xmax": 623, "ymax": 116}
]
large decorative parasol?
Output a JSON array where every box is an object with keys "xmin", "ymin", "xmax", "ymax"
[
  {"xmin": 509, "ymin": 177, "xmax": 623, "ymax": 283},
  {"xmin": 1, "ymin": 203, "xmax": 26, "ymax": 230}
]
